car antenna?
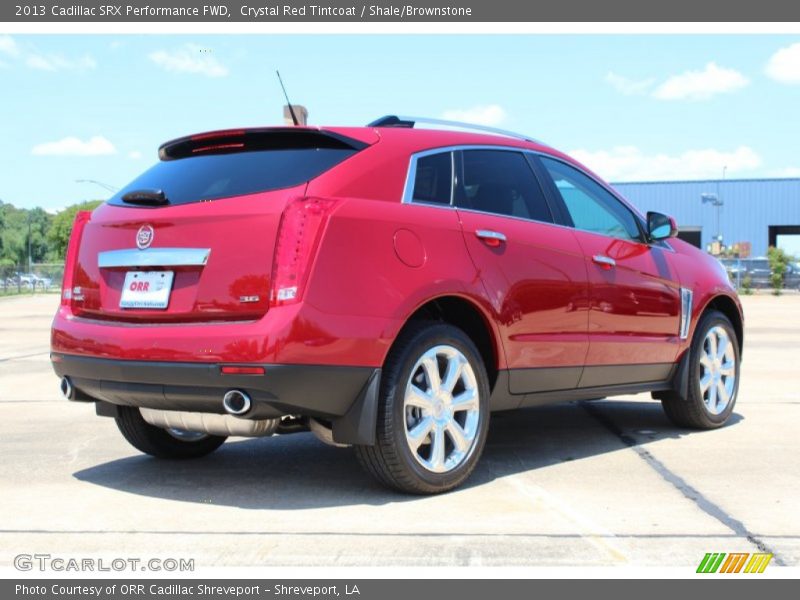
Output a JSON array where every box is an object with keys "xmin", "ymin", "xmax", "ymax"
[{"xmin": 276, "ymin": 70, "xmax": 299, "ymax": 126}]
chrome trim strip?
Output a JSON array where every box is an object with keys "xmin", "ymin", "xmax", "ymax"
[
  {"xmin": 679, "ymin": 287, "xmax": 693, "ymax": 340},
  {"xmin": 98, "ymin": 248, "xmax": 211, "ymax": 268},
  {"xmin": 392, "ymin": 115, "xmax": 547, "ymax": 146}
]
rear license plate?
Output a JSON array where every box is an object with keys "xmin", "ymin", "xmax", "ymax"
[{"xmin": 120, "ymin": 271, "xmax": 174, "ymax": 309}]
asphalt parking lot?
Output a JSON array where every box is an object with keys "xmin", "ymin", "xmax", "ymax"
[{"xmin": 0, "ymin": 293, "xmax": 797, "ymax": 568}]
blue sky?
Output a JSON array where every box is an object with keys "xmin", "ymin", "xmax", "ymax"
[{"xmin": 1, "ymin": 34, "xmax": 799, "ymax": 211}]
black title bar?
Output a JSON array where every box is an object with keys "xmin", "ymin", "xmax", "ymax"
[{"xmin": 3, "ymin": 0, "xmax": 800, "ymax": 22}]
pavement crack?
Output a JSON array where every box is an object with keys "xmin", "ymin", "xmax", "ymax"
[{"xmin": 579, "ymin": 400, "xmax": 785, "ymax": 566}]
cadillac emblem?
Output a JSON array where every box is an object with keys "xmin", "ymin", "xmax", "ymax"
[{"xmin": 136, "ymin": 225, "xmax": 154, "ymax": 250}]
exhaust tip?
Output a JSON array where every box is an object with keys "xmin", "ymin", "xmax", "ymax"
[
  {"xmin": 222, "ymin": 389, "xmax": 252, "ymax": 416},
  {"xmin": 60, "ymin": 377, "xmax": 73, "ymax": 400}
]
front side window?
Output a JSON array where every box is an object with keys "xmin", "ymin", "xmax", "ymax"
[
  {"xmin": 410, "ymin": 152, "xmax": 452, "ymax": 205},
  {"xmin": 540, "ymin": 157, "xmax": 642, "ymax": 241},
  {"xmin": 455, "ymin": 150, "xmax": 553, "ymax": 223}
]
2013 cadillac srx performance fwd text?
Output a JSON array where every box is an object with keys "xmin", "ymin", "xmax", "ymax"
[{"xmin": 51, "ymin": 116, "xmax": 744, "ymax": 494}]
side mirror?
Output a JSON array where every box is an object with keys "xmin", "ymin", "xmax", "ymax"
[{"xmin": 647, "ymin": 211, "xmax": 678, "ymax": 241}]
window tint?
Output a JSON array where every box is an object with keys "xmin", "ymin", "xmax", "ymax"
[
  {"xmin": 456, "ymin": 150, "xmax": 553, "ymax": 223},
  {"xmin": 109, "ymin": 147, "xmax": 357, "ymax": 207},
  {"xmin": 540, "ymin": 157, "xmax": 641, "ymax": 241},
  {"xmin": 411, "ymin": 152, "xmax": 452, "ymax": 205}
]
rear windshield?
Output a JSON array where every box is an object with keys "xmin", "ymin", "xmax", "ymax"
[{"xmin": 108, "ymin": 147, "xmax": 357, "ymax": 207}]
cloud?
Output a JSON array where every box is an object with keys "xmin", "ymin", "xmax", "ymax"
[
  {"xmin": 25, "ymin": 53, "xmax": 96, "ymax": 71},
  {"xmin": 766, "ymin": 42, "xmax": 800, "ymax": 84},
  {"xmin": 605, "ymin": 72, "xmax": 655, "ymax": 96},
  {"xmin": 128, "ymin": 150, "xmax": 142, "ymax": 160},
  {"xmin": 607, "ymin": 62, "xmax": 748, "ymax": 101},
  {"xmin": 441, "ymin": 104, "xmax": 506, "ymax": 126},
  {"xmin": 32, "ymin": 136, "xmax": 117, "ymax": 157},
  {"xmin": 570, "ymin": 145, "xmax": 762, "ymax": 182},
  {"xmin": 148, "ymin": 44, "xmax": 228, "ymax": 77},
  {"xmin": 0, "ymin": 36, "xmax": 96, "ymax": 72},
  {"xmin": 0, "ymin": 35, "xmax": 20, "ymax": 58},
  {"xmin": 770, "ymin": 166, "xmax": 800, "ymax": 178},
  {"xmin": 652, "ymin": 62, "xmax": 749, "ymax": 101}
]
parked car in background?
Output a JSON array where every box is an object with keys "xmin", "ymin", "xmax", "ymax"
[
  {"xmin": 29, "ymin": 273, "xmax": 53, "ymax": 289},
  {"xmin": 4, "ymin": 272, "xmax": 33, "ymax": 289},
  {"xmin": 730, "ymin": 257, "xmax": 800, "ymax": 290},
  {"xmin": 51, "ymin": 116, "xmax": 744, "ymax": 494}
]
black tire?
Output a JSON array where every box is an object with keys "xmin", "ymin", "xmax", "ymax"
[
  {"xmin": 661, "ymin": 310, "xmax": 740, "ymax": 429},
  {"xmin": 115, "ymin": 406, "xmax": 227, "ymax": 459},
  {"xmin": 355, "ymin": 322, "xmax": 491, "ymax": 494}
]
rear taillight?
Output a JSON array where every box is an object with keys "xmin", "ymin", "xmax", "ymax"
[
  {"xmin": 61, "ymin": 210, "xmax": 91, "ymax": 307},
  {"xmin": 270, "ymin": 197, "xmax": 338, "ymax": 307}
]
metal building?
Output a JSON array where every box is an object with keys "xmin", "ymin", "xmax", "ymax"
[{"xmin": 612, "ymin": 178, "xmax": 800, "ymax": 258}]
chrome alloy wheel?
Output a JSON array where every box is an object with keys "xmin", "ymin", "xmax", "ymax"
[
  {"xmin": 403, "ymin": 345, "xmax": 481, "ymax": 474},
  {"xmin": 699, "ymin": 326, "xmax": 737, "ymax": 415}
]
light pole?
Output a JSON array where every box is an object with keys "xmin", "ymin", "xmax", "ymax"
[{"xmin": 27, "ymin": 212, "xmax": 32, "ymax": 273}]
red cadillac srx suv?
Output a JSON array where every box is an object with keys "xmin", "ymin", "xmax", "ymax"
[{"xmin": 51, "ymin": 116, "xmax": 743, "ymax": 494}]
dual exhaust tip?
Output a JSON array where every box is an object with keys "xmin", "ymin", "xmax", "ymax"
[{"xmin": 61, "ymin": 376, "xmax": 253, "ymax": 418}]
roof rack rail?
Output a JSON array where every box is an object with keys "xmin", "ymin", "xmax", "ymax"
[{"xmin": 367, "ymin": 115, "xmax": 546, "ymax": 145}]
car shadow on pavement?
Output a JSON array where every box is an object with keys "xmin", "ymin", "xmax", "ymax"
[{"xmin": 73, "ymin": 400, "xmax": 743, "ymax": 509}]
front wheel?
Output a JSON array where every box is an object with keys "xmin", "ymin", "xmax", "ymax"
[
  {"xmin": 115, "ymin": 406, "xmax": 227, "ymax": 459},
  {"xmin": 355, "ymin": 322, "xmax": 491, "ymax": 494},
  {"xmin": 661, "ymin": 310, "xmax": 740, "ymax": 429}
]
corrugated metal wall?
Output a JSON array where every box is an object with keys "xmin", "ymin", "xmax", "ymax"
[{"xmin": 612, "ymin": 178, "xmax": 800, "ymax": 257}]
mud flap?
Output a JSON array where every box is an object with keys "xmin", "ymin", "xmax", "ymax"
[{"xmin": 331, "ymin": 369, "xmax": 381, "ymax": 446}]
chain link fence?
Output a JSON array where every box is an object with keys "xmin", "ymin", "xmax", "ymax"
[{"xmin": 0, "ymin": 263, "xmax": 64, "ymax": 296}]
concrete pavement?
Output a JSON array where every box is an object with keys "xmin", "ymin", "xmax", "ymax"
[{"xmin": 0, "ymin": 293, "xmax": 797, "ymax": 568}]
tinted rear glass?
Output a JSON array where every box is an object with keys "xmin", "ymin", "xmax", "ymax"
[{"xmin": 109, "ymin": 147, "xmax": 357, "ymax": 207}]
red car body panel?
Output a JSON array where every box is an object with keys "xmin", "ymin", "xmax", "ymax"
[{"xmin": 51, "ymin": 123, "xmax": 743, "ymax": 425}]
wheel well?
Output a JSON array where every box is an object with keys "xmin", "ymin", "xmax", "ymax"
[
  {"xmin": 704, "ymin": 295, "xmax": 744, "ymax": 355},
  {"xmin": 402, "ymin": 296, "xmax": 499, "ymax": 389}
]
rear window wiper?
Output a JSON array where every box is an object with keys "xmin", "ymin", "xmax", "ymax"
[{"xmin": 121, "ymin": 189, "xmax": 169, "ymax": 206}]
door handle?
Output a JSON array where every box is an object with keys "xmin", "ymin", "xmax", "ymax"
[
  {"xmin": 592, "ymin": 255, "xmax": 616, "ymax": 269},
  {"xmin": 475, "ymin": 230, "xmax": 507, "ymax": 247}
]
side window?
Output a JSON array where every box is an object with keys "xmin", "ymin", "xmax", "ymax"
[
  {"xmin": 410, "ymin": 152, "xmax": 452, "ymax": 205},
  {"xmin": 540, "ymin": 157, "xmax": 642, "ymax": 241},
  {"xmin": 456, "ymin": 150, "xmax": 553, "ymax": 223}
]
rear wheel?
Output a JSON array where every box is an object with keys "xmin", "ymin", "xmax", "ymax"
[
  {"xmin": 355, "ymin": 323, "xmax": 490, "ymax": 494},
  {"xmin": 661, "ymin": 310, "xmax": 740, "ymax": 429},
  {"xmin": 115, "ymin": 406, "xmax": 227, "ymax": 459}
]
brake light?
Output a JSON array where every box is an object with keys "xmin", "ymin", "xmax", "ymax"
[
  {"xmin": 61, "ymin": 211, "xmax": 91, "ymax": 307},
  {"xmin": 270, "ymin": 197, "xmax": 338, "ymax": 307},
  {"xmin": 190, "ymin": 129, "xmax": 246, "ymax": 141}
]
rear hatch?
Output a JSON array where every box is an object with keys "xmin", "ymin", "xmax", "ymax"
[{"xmin": 71, "ymin": 128, "xmax": 372, "ymax": 323}]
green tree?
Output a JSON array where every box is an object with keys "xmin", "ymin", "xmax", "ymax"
[
  {"xmin": 0, "ymin": 204, "xmax": 53, "ymax": 268},
  {"xmin": 767, "ymin": 246, "xmax": 792, "ymax": 296},
  {"xmin": 46, "ymin": 200, "xmax": 103, "ymax": 260}
]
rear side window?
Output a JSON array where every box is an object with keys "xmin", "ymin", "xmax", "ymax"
[
  {"xmin": 410, "ymin": 152, "xmax": 453, "ymax": 205},
  {"xmin": 109, "ymin": 133, "xmax": 361, "ymax": 207},
  {"xmin": 455, "ymin": 150, "xmax": 553, "ymax": 223},
  {"xmin": 540, "ymin": 157, "xmax": 642, "ymax": 241}
]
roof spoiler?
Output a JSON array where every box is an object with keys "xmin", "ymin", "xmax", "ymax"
[
  {"xmin": 368, "ymin": 115, "xmax": 546, "ymax": 146},
  {"xmin": 159, "ymin": 127, "xmax": 369, "ymax": 160}
]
